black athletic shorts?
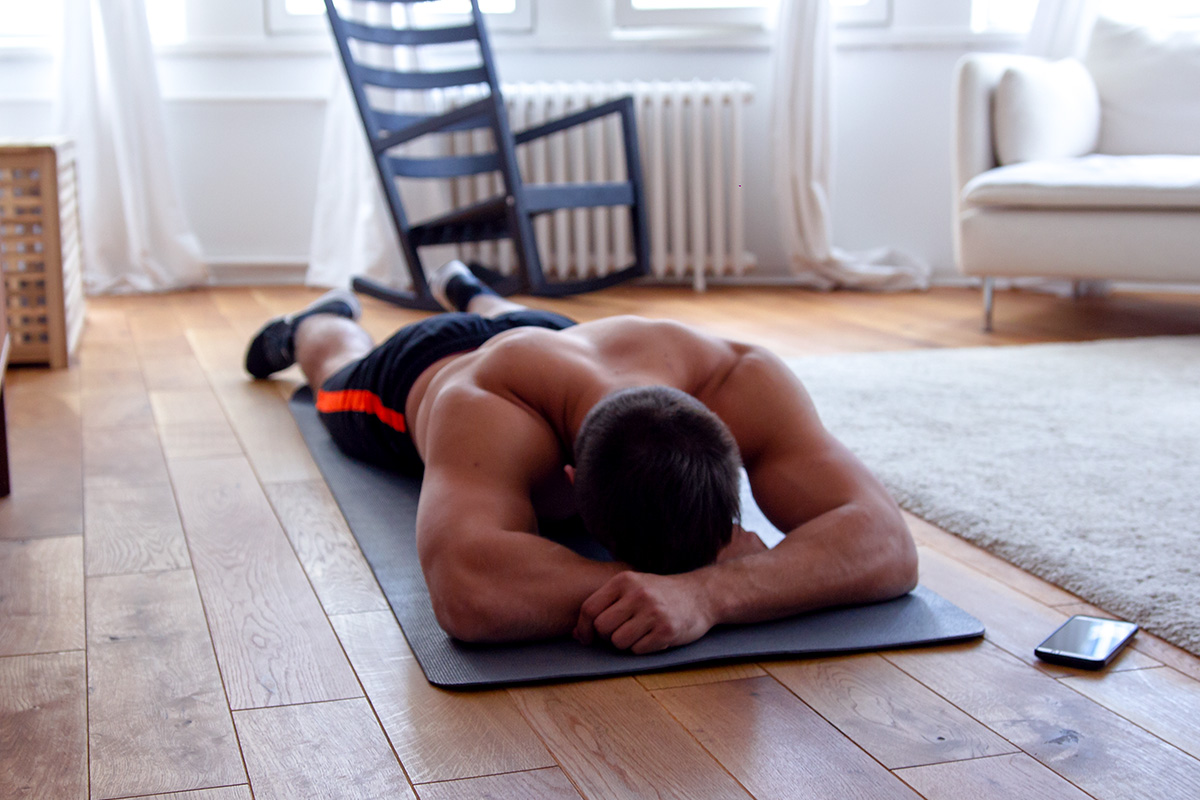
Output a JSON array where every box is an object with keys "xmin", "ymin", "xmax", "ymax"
[{"xmin": 315, "ymin": 310, "xmax": 576, "ymax": 475}]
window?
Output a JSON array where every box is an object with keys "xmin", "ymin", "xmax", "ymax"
[
  {"xmin": 971, "ymin": 0, "xmax": 1200, "ymax": 35},
  {"xmin": 613, "ymin": 0, "xmax": 890, "ymax": 29},
  {"xmin": 832, "ymin": 0, "xmax": 890, "ymax": 27},
  {"xmin": 1098, "ymin": 0, "xmax": 1200, "ymax": 23},
  {"xmin": 0, "ymin": 0, "xmax": 185, "ymax": 47},
  {"xmin": 970, "ymin": 0, "xmax": 1038, "ymax": 33},
  {"xmin": 266, "ymin": 0, "xmax": 533, "ymax": 35},
  {"xmin": 0, "ymin": 0, "xmax": 61, "ymax": 43}
]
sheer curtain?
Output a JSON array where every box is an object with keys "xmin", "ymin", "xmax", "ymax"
[
  {"xmin": 308, "ymin": 1, "xmax": 453, "ymax": 289},
  {"xmin": 306, "ymin": 68, "xmax": 406, "ymax": 289},
  {"xmin": 1026, "ymin": 0, "xmax": 1105, "ymax": 297},
  {"xmin": 1025, "ymin": 0, "xmax": 1100, "ymax": 58},
  {"xmin": 55, "ymin": 0, "xmax": 206, "ymax": 294},
  {"xmin": 770, "ymin": 0, "xmax": 929, "ymax": 291}
]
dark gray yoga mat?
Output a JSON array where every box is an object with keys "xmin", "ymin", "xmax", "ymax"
[{"xmin": 290, "ymin": 387, "xmax": 983, "ymax": 688}]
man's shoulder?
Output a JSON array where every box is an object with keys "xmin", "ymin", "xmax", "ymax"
[{"xmin": 421, "ymin": 380, "xmax": 564, "ymax": 474}]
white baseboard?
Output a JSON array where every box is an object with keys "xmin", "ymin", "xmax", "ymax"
[
  {"xmin": 206, "ymin": 259, "xmax": 308, "ymax": 286},
  {"xmin": 202, "ymin": 261, "xmax": 1200, "ymax": 297}
]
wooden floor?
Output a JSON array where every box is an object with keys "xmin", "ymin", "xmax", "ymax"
[{"xmin": 4, "ymin": 284, "xmax": 1200, "ymax": 800}]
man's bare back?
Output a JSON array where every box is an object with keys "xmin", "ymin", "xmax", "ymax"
[
  {"xmin": 248, "ymin": 270, "xmax": 918, "ymax": 653},
  {"xmin": 405, "ymin": 316, "xmax": 917, "ymax": 651}
]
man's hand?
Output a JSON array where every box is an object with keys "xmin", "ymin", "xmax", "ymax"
[{"xmin": 574, "ymin": 571, "xmax": 715, "ymax": 654}]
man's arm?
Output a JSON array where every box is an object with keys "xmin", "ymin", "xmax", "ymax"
[
  {"xmin": 575, "ymin": 346, "xmax": 918, "ymax": 653},
  {"xmin": 415, "ymin": 386, "xmax": 623, "ymax": 643}
]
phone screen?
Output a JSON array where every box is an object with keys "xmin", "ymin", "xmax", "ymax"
[{"xmin": 1037, "ymin": 616, "xmax": 1138, "ymax": 663}]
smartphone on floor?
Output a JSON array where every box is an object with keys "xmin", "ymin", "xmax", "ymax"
[{"xmin": 1034, "ymin": 615, "xmax": 1139, "ymax": 670}]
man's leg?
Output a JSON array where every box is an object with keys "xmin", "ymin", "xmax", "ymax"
[
  {"xmin": 244, "ymin": 289, "xmax": 362, "ymax": 380},
  {"xmin": 428, "ymin": 260, "xmax": 528, "ymax": 318},
  {"xmin": 293, "ymin": 315, "xmax": 374, "ymax": 389}
]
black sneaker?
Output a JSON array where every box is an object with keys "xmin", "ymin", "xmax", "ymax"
[{"xmin": 244, "ymin": 289, "xmax": 361, "ymax": 379}]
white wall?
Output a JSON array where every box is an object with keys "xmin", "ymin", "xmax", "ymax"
[{"xmin": 0, "ymin": 1, "xmax": 1023, "ymax": 284}]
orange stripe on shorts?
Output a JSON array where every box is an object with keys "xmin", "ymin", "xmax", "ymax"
[{"xmin": 315, "ymin": 389, "xmax": 407, "ymax": 433}]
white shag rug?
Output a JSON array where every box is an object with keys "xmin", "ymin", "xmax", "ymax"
[{"xmin": 786, "ymin": 335, "xmax": 1200, "ymax": 656}]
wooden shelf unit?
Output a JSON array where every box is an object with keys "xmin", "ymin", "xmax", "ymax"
[{"xmin": 0, "ymin": 139, "xmax": 85, "ymax": 369}]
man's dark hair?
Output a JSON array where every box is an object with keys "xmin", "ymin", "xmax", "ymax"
[{"xmin": 573, "ymin": 385, "xmax": 741, "ymax": 575}]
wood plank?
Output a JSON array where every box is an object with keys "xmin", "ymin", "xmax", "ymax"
[
  {"xmin": 330, "ymin": 610, "xmax": 553, "ymax": 783},
  {"xmin": 635, "ymin": 662, "xmax": 766, "ymax": 691},
  {"xmin": 83, "ymin": 424, "xmax": 170, "ymax": 489},
  {"xmin": 4, "ymin": 387, "xmax": 80, "ymax": 429},
  {"xmin": 164, "ymin": 292, "xmax": 236, "ymax": 332},
  {"xmin": 417, "ymin": 768, "xmax": 584, "ymax": 800},
  {"xmin": 234, "ymin": 698, "xmax": 415, "ymax": 800},
  {"xmin": 765, "ymin": 653, "xmax": 1018, "ymax": 769},
  {"xmin": 150, "ymin": 387, "xmax": 244, "ymax": 461},
  {"xmin": 150, "ymin": 387, "xmax": 230, "ymax": 428},
  {"xmin": 78, "ymin": 362, "xmax": 146, "ymax": 394},
  {"xmin": 140, "ymin": 352, "xmax": 212, "ymax": 390},
  {"xmin": 903, "ymin": 512, "xmax": 1082, "ymax": 607},
  {"xmin": 140, "ymin": 788, "xmax": 252, "ymax": 800},
  {"xmin": 185, "ymin": 328, "xmax": 249, "ymax": 384},
  {"xmin": 896, "ymin": 753, "xmax": 1094, "ymax": 799},
  {"xmin": 264, "ymin": 480, "xmax": 388, "ymax": 615},
  {"xmin": 80, "ymin": 387, "xmax": 155, "ymax": 429},
  {"xmin": 84, "ymin": 482, "xmax": 190, "ymax": 576},
  {"xmin": 169, "ymin": 455, "xmax": 361, "ymax": 709},
  {"xmin": 0, "ymin": 422, "xmax": 83, "ymax": 539},
  {"xmin": 5, "ymin": 363, "xmax": 80, "ymax": 392},
  {"xmin": 1062, "ymin": 666, "xmax": 1200, "ymax": 760},
  {"xmin": 916, "ymin": 546, "xmax": 1160, "ymax": 673},
  {"xmin": 1053, "ymin": 600, "xmax": 1200, "ymax": 681},
  {"xmin": 653, "ymin": 675, "xmax": 921, "ymax": 799},
  {"xmin": 87, "ymin": 569, "xmax": 245, "ymax": 799},
  {"xmin": 211, "ymin": 378, "xmax": 322, "ymax": 483},
  {"xmin": 886, "ymin": 640, "xmax": 1200, "ymax": 800},
  {"xmin": 0, "ymin": 536, "xmax": 83, "ymax": 656},
  {"xmin": 510, "ymin": 677, "xmax": 753, "ymax": 799},
  {"xmin": 0, "ymin": 652, "xmax": 87, "ymax": 800},
  {"xmin": 159, "ymin": 420, "xmax": 245, "ymax": 461}
]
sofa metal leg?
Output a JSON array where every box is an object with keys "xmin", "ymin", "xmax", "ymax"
[{"xmin": 982, "ymin": 277, "xmax": 995, "ymax": 332}]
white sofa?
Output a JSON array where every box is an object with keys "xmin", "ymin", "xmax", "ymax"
[{"xmin": 953, "ymin": 17, "xmax": 1200, "ymax": 330}]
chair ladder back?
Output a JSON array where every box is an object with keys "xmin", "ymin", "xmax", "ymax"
[{"xmin": 324, "ymin": 0, "xmax": 650, "ymax": 308}]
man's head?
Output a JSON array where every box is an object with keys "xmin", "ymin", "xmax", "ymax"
[{"xmin": 572, "ymin": 385, "xmax": 741, "ymax": 575}]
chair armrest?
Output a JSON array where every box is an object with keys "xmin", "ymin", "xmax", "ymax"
[
  {"xmin": 513, "ymin": 96, "xmax": 635, "ymax": 146},
  {"xmin": 371, "ymin": 97, "xmax": 496, "ymax": 154},
  {"xmin": 953, "ymin": 53, "xmax": 1048, "ymax": 197}
]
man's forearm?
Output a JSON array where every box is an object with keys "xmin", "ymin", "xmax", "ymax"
[{"xmin": 696, "ymin": 501, "xmax": 918, "ymax": 628}]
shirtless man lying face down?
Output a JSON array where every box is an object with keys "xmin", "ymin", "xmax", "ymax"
[{"xmin": 246, "ymin": 261, "xmax": 918, "ymax": 653}]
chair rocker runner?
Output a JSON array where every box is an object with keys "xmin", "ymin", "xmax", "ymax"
[{"xmin": 324, "ymin": 0, "xmax": 651, "ymax": 310}]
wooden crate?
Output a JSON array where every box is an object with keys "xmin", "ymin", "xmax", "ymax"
[{"xmin": 0, "ymin": 139, "xmax": 85, "ymax": 368}]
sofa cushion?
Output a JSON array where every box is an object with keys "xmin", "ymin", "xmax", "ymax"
[
  {"xmin": 1085, "ymin": 16, "xmax": 1200, "ymax": 156},
  {"xmin": 993, "ymin": 58, "xmax": 1100, "ymax": 166},
  {"xmin": 962, "ymin": 154, "xmax": 1200, "ymax": 209}
]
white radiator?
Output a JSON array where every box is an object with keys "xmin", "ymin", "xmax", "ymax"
[{"xmin": 447, "ymin": 80, "xmax": 756, "ymax": 291}]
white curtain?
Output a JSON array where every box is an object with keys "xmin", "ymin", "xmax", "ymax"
[
  {"xmin": 308, "ymin": 1, "xmax": 453, "ymax": 289},
  {"xmin": 1026, "ymin": 0, "xmax": 1107, "ymax": 298},
  {"xmin": 771, "ymin": 0, "xmax": 929, "ymax": 291},
  {"xmin": 1026, "ymin": 0, "xmax": 1100, "ymax": 58},
  {"xmin": 306, "ymin": 69, "xmax": 406, "ymax": 289},
  {"xmin": 55, "ymin": 0, "xmax": 206, "ymax": 294}
]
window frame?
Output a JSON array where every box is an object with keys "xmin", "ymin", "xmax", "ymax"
[
  {"xmin": 611, "ymin": 0, "xmax": 891, "ymax": 30},
  {"xmin": 611, "ymin": 0, "xmax": 771, "ymax": 29},
  {"xmin": 264, "ymin": 0, "xmax": 534, "ymax": 36}
]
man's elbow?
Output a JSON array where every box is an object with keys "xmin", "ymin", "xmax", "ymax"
[
  {"xmin": 887, "ymin": 532, "xmax": 920, "ymax": 597},
  {"xmin": 851, "ymin": 502, "xmax": 918, "ymax": 602},
  {"xmin": 430, "ymin": 587, "xmax": 506, "ymax": 643},
  {"xmin": 878, "ymin": 513, "xmax": 919, "ymax": 599}
]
